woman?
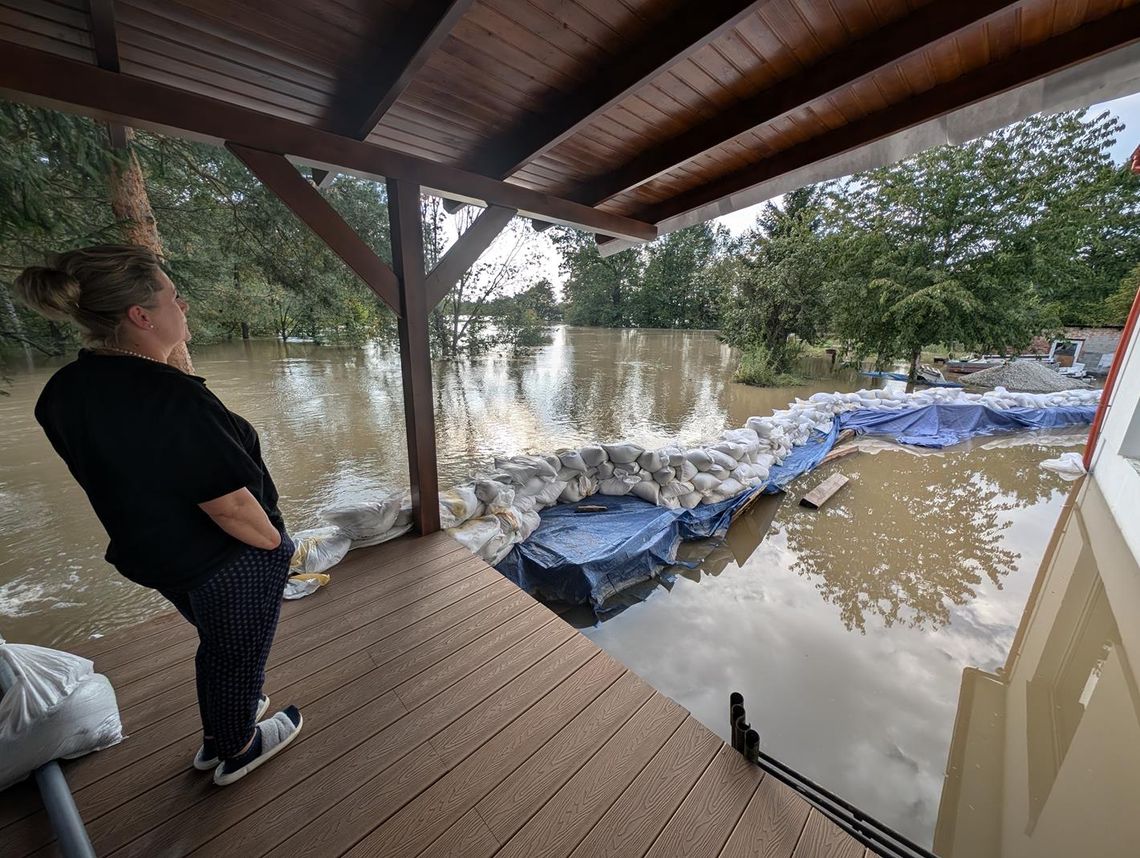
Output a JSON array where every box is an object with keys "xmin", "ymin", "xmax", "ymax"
[{"xmin": 16, "ymin": 245, "xmax": 302, "ymax": 786}]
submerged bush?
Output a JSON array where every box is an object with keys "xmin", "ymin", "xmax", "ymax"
[{"xmin": 733, "ymin": 341, "xmax": 803, "ymax": 387}]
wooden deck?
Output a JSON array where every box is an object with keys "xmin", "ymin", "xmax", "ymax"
[{"xmin": 0, "ymin": 532, "xmax": 867, "ymax": 858}]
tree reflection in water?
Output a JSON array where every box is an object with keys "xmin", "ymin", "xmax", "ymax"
[{"xmin": 779, "ymin": 441, "xmax": 1069, "ymax": 633}]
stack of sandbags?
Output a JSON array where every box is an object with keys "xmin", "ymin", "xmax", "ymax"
[{"xmin": 301, "ymin": 386, "xmax": 1103, "ymax": 573}]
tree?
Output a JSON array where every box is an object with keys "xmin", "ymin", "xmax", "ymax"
[
  {"xmin": 821, "ymin": 111, "xmax": 1132, "ymax": 373},
  {"xmin": 628, "ymin": 223, "xmax": 726, "ymax": 328},
  {"xmin": 553, "ymin": 228, "xmax": 642, "ymax": 327},
  {"xmin": 1105, "ymin": 264, "xmax": 1140, "ymax": 324},
  {"xmin": 720, "ymin": 188, "xmax": 831, "ymax": 376}
]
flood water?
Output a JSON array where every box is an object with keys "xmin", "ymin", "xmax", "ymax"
[{"xmin": 2, "ymin": 327, "xmax": 1129, "ymax": 855}]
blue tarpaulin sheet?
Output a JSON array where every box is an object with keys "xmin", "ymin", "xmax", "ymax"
[{"xmin": 494, "ymin": 403, "xmax": 1096, "ymax": 607}]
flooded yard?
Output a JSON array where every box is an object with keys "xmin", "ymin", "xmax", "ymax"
[{"xmin": 3, "ymin": 327, "xmax": 1131, "ymax": 855}]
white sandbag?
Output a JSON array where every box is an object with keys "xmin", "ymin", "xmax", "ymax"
[
  {"xmin": 559, "ymin": 474, "xmax": 597, "ymax": 504},
  {"xmin": 0, "ymin": 639, "xmax": 124, "ymax": 790},
  {"xmin": 321, "ymin": 497, "xmax": 400, "ymax": 541},
  {"xmin": 661, "ymin": 481, "xmax": 694, "ymax": 500},
  {"xmin": 349, "ymin": 522, "xmax": 413, "ymax": 548},
  {"xmin": 660, "ymin": 447, "xmax": 685, "ymax": 468},
  {"xmin": 289, "ymin": 526, "xmax": 352, "ymax": 574},
  {"xmin": 707, "ymin": 449, "xmax": 737, "ymax": 471},
  {"xmin": 723, "ymin": 427, "xmax": 761, "ymax": 448},
  {"xmin": 493, "ymin": 458, "xmax": 538, "ymax": 485},
  {"xmin": 685, "ymin": 448, "xmax": 714, "ymax": 470},
  {"xmin": 679, "ymin": 491, "xmax": 703, "ymax": 509},
  {"xmin": 746, "ymin": 417, "xmax": 775, "ymax": 438},
  {"xmin": 691, "ymin": 472, "xmax": 722, "ymax": 493},
  {"xmin": 449, "ymin": 515, "xmax": 503, "ymax": 555},
  {"xmin": 517, "ymin": 454, "xmax": 560, "ymax": 479},
  {"xmin": 596, "ymin": 461, "xmax": 615, "ymax": 480},
  {"xmin": 632, "ymin": 481, "xmax": 661, "ymax": 504},
  {"xmin": 558, "ymin": 450, "xmax": 588, "ymax": 473},
  {"xmin": 438, "ymin": 485, "xmax": 482, "ymax": 529},
  {"xmin": 519, "ymin": 476, "xmax": 548, "ymax": 497},
  {"xmin": 707, "ymin": 465, "xmax": 730, "ymax": 480},
  {"xmin": 1040, "ymin": 451, "xmax": 1087, "ymax": 480},
  {"xmin": 713, "ymin": 441, "xmax": 749, "ymax": 461},
  {"xmin": 652, "ymin": 467, "xmax": 676, "ymax": 485},
  {"xmin": 513, "ymin": 493, "xmax": 538, "ymax": 514},
  {"xmin": 579, "ymin": 445, "xmax": 607, "ymax": 468},
  {"xmin": 519, "ymin": 509, "xmax": 542, "ymax": 541},
  {"xmin": 718, "ymin": 478, "xmax": 746, "ymax": 498},
  {"xmin": 637, "ymin": 450, "xmax": 665, "ymax": 472},
  {"xmin": 541, "ymin": 454, "xmax": 562, "ymax": 476},
  {"xmin": 533, "ymin": 479, "xmax": 566, "ymax": 507},
  {"xmin": 601, "ymin": 442, "xmax": 644, "ymax": 465},
  {"xmin": 599, "ymin": 475, "xmax": 639, "ymax": 496},
  {"xmin": 678, "ymin": 460, "xmax": 698, "ymax": 481},
  {"xmin": 485, "ymin": 484, "xmax": 516, "ymax": 514}
]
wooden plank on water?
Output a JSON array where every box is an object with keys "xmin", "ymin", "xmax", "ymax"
[{"xmin": 799, "ymin": 474, "xmax": 850, "ymax": 510}]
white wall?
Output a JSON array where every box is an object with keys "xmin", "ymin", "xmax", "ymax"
[{"xmin": 1091, "ymin": 322, "xmax": 1140, "ymax": 562}]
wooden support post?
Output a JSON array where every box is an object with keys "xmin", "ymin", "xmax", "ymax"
[{"xmin": 388, "ymin": 177, "xmax": 441, "ymax": 535}]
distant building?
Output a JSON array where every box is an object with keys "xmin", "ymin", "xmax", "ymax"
[{"xmin": 1026, "ymin": 326, "xmax": 1124, "ymax": 374}]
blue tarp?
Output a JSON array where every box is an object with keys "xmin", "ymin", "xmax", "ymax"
[{"xmin": 494, "ymin": 403, "xmax": 1096, "ymax": 608}]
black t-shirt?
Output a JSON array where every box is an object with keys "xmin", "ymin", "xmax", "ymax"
[{"xmin": 35, "ymin": 349, "xmax": 285, "ymax": 592}]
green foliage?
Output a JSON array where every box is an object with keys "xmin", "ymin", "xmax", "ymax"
[
  {"xmin": 720, "ymin": 188, "xmax": 830, "ymax": 373},
  {"xmin": 1105, "ymin": 264, "xmax": 1140, "ymax": 324},
  {"xmin": 626, "ymin": 223, "xmax": 726, "ymax": 328},
  {"xmin": 733, "ymin": 341, "xmax": 802, "ymax": 387},
  {"xmin": 553, "ymin": 228, "xmax": 640, "ymax": 327},
  {"xmin": 823, "ymin": 109, "xmax": 1132, "ymax": 367}
]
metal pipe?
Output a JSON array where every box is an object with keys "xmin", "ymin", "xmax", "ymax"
[
  {"xmin": 1083, "ymin": 282, "xmax": 1140, "ymax": 470},
  {"xmin": 730, "ymin": 703, "xmax": 746, "ymax": 751},
  {"xmin": 0, "ymin": 646, "xmax": 96, "ymax": 858}
]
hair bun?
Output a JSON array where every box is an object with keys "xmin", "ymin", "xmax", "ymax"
[{"xmin": 13, "ymin": 265, "xmax": 83, "ymax": 322}]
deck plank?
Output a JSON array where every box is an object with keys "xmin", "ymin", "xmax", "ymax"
[
  {"xmin": 569, "ymin": 716, "xmax": 722, "ymax": 858},
  {"xmin": 349, "ymin": 657, "xmax": 631, "ymax": 857},
  {"xmin": 491, "ymin": 692, "xmax": 689, "ymax": 857},
  {"xmin": 791, "ymin": 811, "xmax": 866, "ymax": 858},
  {"xmin": 270, "ymin": 633, "xmax": 598, "ymax": 858},
  {"xmin": 474, "ymin": 670, "xmax": 656, "ymax": 837},
  {"xmin": 0, "ymin": 535, "xmax": 866, "ymax": 858},
  {"xmin": 415, "ymin": 809, "xmax": 499, "ymax": 858},
  {"xmin": 720, "ymin": 774, "xmax": 813, "ymax": 858},
  {"xmin": 108, "ymin": 613, "xmax": 581, "ymax": 857},
  {"xmin": 643, "ymin": 744, "xmax": 763, "ymax": 857}
]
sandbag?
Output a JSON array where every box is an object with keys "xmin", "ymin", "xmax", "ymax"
[
  {"xmin": 439, "ymin": 485, "xmax": 482, "ymax": 529},
  {"xmin": 601, "ymin": 442, "xmax": 644, "ymax": 465},
  {"xmin": 678, "ymin": 491, "xmax": 703, "ymax": 509},
  {"xmin": 1040, "ymin": 452, "xmax": 1086, "ymax": 480},
  {"xmin": 321, "ymin": 497, "xmax": 400, "ymax": 541},
  {"xmin": 533, "ymin": 479, "xmax": 566, "ymax": 507},
  {"xmin": 595, "ymin": 461, "xmax": 615, "ymax": 480},
  {"xmin": 558, "ymin": 450, "xmax": 588, "ymax": 473},
  {"xmin": 599, "ymin": 475, "xmax": 639, "ymax": 496},
  {"xmin": 579, "ymin": 445, "xmax": 607, "ymax": 468},
  {"xmin": 652, "ymin": 467, "xmax": 676, "ymax": 485},
  {"xmin": 637, "ymin": 450, "xmax": 665, "ymax": 472},
  {"xmin": 691, "ymin": 472, "xmax": 722, "ymax": 493},
  {"xmin": 685, "ymin": 448, "xmax": 714, "ymax": 470},
  {"xmin": 631, "ymin": 480, "xmax": 661, "ymax": 504},
  {"xmin": 289, "ymin": 526, "xmax": 352, "ymax": 574},
  {"xmin": 678, "ymin": 460, "xmax": 698, "ymax": 481},
  {"xmin": 661, "ymin": 480, "xmax": 694, "ymax": 500},
  {"xmin": 0, "ymin": 639, "xmax": 124, "ymax": 790},
  {"xmin": 707, "ymin": 449, "xmax": 737, "ymax": 471},
  {"xmin": 449, "ymin": 515, "xmax": 503, "ymax": 555}
]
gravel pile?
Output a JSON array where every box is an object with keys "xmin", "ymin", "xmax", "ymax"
[{"xmin": 962, "ymin": 360, "xmax": 1089, "ymax": 393}]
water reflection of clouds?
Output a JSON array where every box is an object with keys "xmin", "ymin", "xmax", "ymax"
[{"xmin": 584, "ymin": 443, "xmax": 1078, "ymax": 846}]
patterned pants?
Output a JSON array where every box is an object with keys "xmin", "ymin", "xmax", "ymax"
[{"xmin": 161, "ymin": 532, "xmax": 294, "ymax": 758}]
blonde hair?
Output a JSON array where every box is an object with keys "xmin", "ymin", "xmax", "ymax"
[{"xmin": 14, "ymin": 245, "xmax": 164, "ymax": 347}]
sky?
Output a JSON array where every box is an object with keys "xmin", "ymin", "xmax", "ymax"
[{"xmin": 456, "ymin": 90, "xmax": 1140, "ymax": 298}]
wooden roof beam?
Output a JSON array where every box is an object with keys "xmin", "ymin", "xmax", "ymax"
[
  {"xmin": 463, "ymin": 0, "xmax": 765, "ymax": 179},
  {"xmin": 87, "ymin": 0, "xmax": 127, "ymax": 149},
  {"xmin": 227, "ymin": 143, "xmax": 402, "ymax": 315},
  {"xmin": 0, "ymin": 42, "xmax": 656, "ymax": 243},
  {"xmin": 624, "ymin": 4, "xmax": 1140, "ymax": 230},
  {"xmin": 425, "ymin": 205, "xmax": 516, "ymax": 308},
  {"xmin": 574, "ymin": 0, "xmax": 1022, "ymax": 206},
  {"xmin": 313, "ymin": 0, "xmax": 474, "ymax": 188}
]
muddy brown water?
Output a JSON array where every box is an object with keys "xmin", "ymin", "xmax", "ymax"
[{"xmin": 2, "ymin": 327, "xmax": 1126, "ymax": 854}]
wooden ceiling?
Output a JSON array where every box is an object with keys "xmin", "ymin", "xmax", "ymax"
[{"xmin": 1, "ymin": 0, "xmax": 1138, "ymax": 241}]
